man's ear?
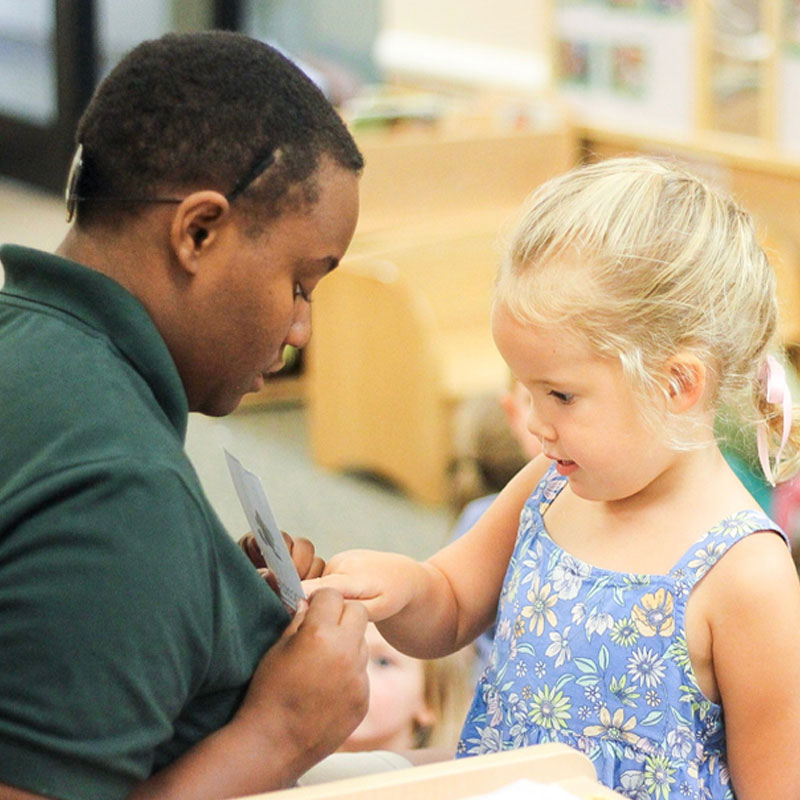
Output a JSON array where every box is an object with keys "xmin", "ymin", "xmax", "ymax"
[
  {"xmin": 664, "ymin": 352, "xmax": 707, "ymax": 413},
  {"xmin": 169, "ymin": 190, "xmax": 230, "ymax": 274}
]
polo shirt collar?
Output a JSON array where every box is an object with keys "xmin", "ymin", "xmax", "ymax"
[{"xmin": 0, "ymin": 244, "xmax": 188, "ymax": 440}]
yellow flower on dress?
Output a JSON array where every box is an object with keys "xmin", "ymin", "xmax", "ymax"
[
  {"xmin": 631, "ymin": 588, "xmax": 675, "ymax": 637},
  {"xmin": 520, "ymin": 577, "xmax": 557, "ymax": 636},
  {"xmin": 583, "ymin": 706, "xmax": 640, "ymax": 746}
]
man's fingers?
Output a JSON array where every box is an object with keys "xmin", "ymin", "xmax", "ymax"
[
  {"xmin": 301, "ymin": 574, "xmax": 361, "ymax": 598},
  {"xmin": 238, "ymin": 532, "xmax": 267, "ymax": 568},
  {"xmin": 340, "ymin": 598, "xmax": 369, "ymax": 638},
  {"xmin": 282, "ymin": 597, "xmax": 309, "ymax": 636},
  {"xmin": 306, "ymin": 555, "xmax": 325, "ymax": 579},
  {"xmin": 287, "ymin": 534, "xmax": 319, "ymax": 578}
]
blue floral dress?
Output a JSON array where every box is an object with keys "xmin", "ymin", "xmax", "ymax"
[{"xmin": 457, "ymin": 465, "xmax": 787, "ymax": 799}]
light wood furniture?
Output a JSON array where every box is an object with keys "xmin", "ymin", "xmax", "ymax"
[
  {"xmin": 233, "ymin": 744, "xmax": 624, "ymax": 800},
  {"xmin": 579, "ymin": 124, "xmax": 800, "ymax": 347},
  {"xmin": 306, "ymin": 123, "xmax": 575, "ymax": 504},
  {"xmin": 351, "ymin": 123, "xmax": 573, "ymax": 240},
  {"xmin": 307, "ymin": 229, "xmax": 508, "ymax": 505}
]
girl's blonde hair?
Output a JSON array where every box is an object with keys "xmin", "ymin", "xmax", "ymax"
[
  {"xmin": 495, "ymin": 156, "xmax": 800, "ymax": 481},
  {"xmin": 416, "ymin": 647, "xmax": 475, "ymax": 749}
]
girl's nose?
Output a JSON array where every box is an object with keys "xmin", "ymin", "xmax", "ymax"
[{"xmin": 527, "ymin": 405, "xmax": 556, "ymax": 445}]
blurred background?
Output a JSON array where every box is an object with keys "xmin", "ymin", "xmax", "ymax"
[{"xmin": 3, "ymin": 0, "xmax": 800, "ymax": 560}]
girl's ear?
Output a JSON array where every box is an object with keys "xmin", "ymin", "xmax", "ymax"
[{"xmin": 665, "ymin": 352, "xmax": 707, "ymax": 413}]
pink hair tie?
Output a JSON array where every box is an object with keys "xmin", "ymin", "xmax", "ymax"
[{"xmin": 756, "ymin": 354, "xmax": 793, "ymax": 486}]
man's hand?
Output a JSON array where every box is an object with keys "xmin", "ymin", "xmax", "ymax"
[
  {"xmin": 234, "ymin": 587, "xmax": 370, "ymax": 779},
  {"xmin": 128, "ymin": 588, "xmax": 369, "ymax": 799},
  {"xmin": 238, "ymin": 531, "xmax": 325, "ymax": 579}
]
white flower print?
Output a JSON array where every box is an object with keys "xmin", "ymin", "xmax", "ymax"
[
  {"xmin": 627, "ymin": 646, "xmax": 667, "ymax": 688},
  {"xmin": 518, "ymin": 504, "xmax": 533, "ymax": 534},
  {"xmin": 520, "ymin": 539, "xmax": 544, "ymax": 588},
  {"xmin": 496, "ymin": 618, "xmax": 512, "ymax": 641},
  {"xmin": 545, "ymin": 626, "xmax": 572, "ymax": 667},
  {"xmin": 576, "ymin": 603, "xmax": 616, "ymax": 640},
  {"xmin": 584, "ymin": 606, "xmax": 614, "ymax": 640},
  {"xmin": 541, "ymin": 472, "xmax": 563, "ymax": 504},
  {"xmin": 585, "ymin": 685, "xmax": 602, "ymax": 705},
  {"xmin": 667, "ymin": 726, "xmax": 694, "ymax": 759},
  {"xmin": 478, "ymin": 724, "xmax": 503, "ymax": 753},
  {"xmin": 552, "ymin": 553, "xmax": 591, "ymax": 599},
  {"xmin": 483, "ymin": 684, "xmax": 503, "ymax": 727},
  {"xmin": 619, "ymin": 769, "xmax": 649, "ymax": 800}
]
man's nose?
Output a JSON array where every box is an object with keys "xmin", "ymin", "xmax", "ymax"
[{"xmin": 285, "ymin": 301, "xmax": 311, "ymax": 350}]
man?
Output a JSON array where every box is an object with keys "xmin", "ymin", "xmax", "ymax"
[{"xmin": 0, "ymin": 31, "xmax": 367, "ymax": 800}]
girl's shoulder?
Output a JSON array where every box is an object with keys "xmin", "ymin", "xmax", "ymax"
[
  {"xmin": 687, "ymin": 513, "xmax": 799, "ymax": 658},
  {"xmin": 699, "ymin": 520, "xmax": 796, "ymax": 600},
  {"xmin": 667, "ymin": 507, "xmax": 788, "ymax": 592}
]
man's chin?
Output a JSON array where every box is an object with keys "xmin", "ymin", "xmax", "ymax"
[{"xmin": 191, "ymin": 390, "xmax": 247, "ymax": 418}]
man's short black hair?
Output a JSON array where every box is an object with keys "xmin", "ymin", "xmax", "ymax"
[{"xmin": 73, "ymin": 30, "xmax": 363, "ymax": 226}]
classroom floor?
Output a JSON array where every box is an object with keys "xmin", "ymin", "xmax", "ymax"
[{"xmin": 0, "ymin": 176, "xmax": 451, "ymax": 561}]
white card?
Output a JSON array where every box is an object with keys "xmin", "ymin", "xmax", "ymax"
[{"xmin": 224, "ymin": 449, "xmax": 305, "ymax": 612}]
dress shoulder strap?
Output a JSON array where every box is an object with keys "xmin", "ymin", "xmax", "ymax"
[
  {"xmin": 529, "ymin": 463, "xmax": 569, "ymax": 516},
  {"xmin": 669, "ymin": 508, "xmax": 788, "ymax": 589}
]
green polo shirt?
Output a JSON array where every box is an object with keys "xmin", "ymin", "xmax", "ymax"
[{"xmin": 0, "ymin": 245, "xmax": 289, "ymax": 800}]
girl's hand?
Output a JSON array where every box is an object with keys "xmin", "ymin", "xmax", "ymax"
[{"xmin": 302, "ymin": 549, "xmax": 423, "ymax": 622}]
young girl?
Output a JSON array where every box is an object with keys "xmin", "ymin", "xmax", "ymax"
[{"xmin": 306, "ymin": 157, "xmax": 800, "ymax": 799}]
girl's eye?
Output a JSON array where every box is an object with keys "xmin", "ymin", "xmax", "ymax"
[
  {"xmin": 293, "ymin": 282, "xmax": 312, "ymax": 303},
  {"xmin": 374, "ymin": 656, "xmax": 394, "ymax": 668},
  {"xmin": 549, "ymin": 390, "xmax": 574, "ymax": 404}
]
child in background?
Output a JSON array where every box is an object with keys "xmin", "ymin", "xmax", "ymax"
[
  {"xmin": 297, "ymin": 623, "xmax": 474, "ymax": 786},
  {"xmin": 340, "ymin": 622, "xmax": 474, "ymax": 755},
  {"xmin": 307, "ymin": 157, "xmax": 800, "ymax": 799},
  {"xmin": 449, "ymin": 382, "xmax": 541, "ymax": 675},
  {"xmin": 449, "ymin": 381, "xmax": 542, "ymax": 528}
]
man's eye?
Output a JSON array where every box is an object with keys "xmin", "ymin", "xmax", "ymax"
[{"xmin": 294, "ymin": 282, "xmax": 312, "ymax": 303}]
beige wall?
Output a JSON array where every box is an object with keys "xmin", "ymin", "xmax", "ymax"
[
  {"xmin": 382, "ymin": 0, "xmax": 550, "ymax": 54},
  {"xmin": 377, "ymin": 0, "xmax": 551, "ymax": 91}
]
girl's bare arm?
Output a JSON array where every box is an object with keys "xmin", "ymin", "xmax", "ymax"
[
  {"xmin": 708, "ymin": 531, "xmax": 800, "ymax": 799},
  {"xmin": 306, "ymin": 456, "xmax": 551, "ymax": 659}
]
